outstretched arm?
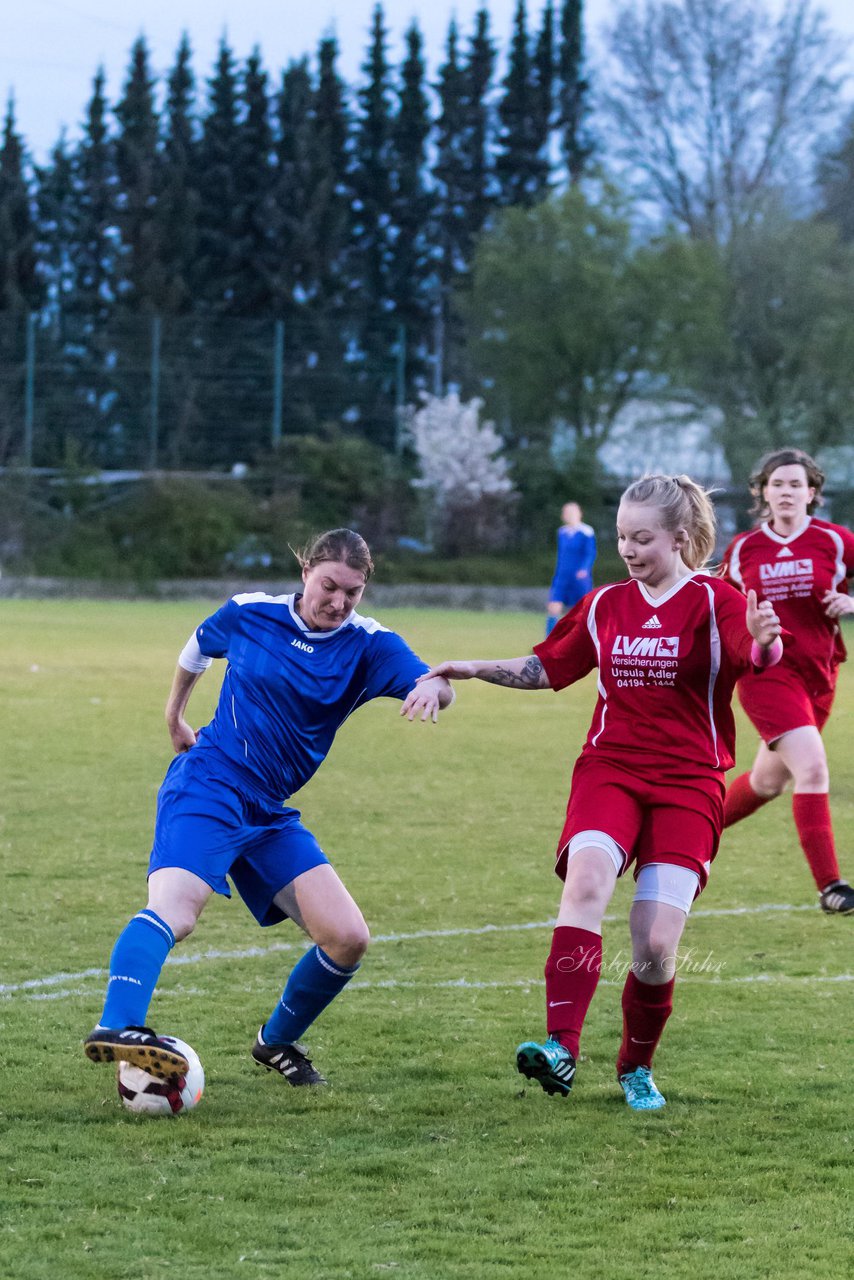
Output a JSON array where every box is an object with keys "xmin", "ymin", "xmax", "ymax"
[{"xmin": 411, "ymin": 654, "xmax": 552, "ymax": 691}]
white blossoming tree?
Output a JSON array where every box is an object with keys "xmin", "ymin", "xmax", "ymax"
[{"xmin": 405, "ymin": 392, "xmax": 517, "ymax": 554}]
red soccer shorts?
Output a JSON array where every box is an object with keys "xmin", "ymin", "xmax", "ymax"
[
  {"xmin": 555, "ymin": 754, "xmax": 724, "ymax": 892},
  {"xmin": 737, "ymin": 668, "xmax": 835, "ymax": 744}
]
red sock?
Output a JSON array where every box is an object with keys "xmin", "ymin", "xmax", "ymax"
[
  {"xmin": 616, "ymin": 971, "xmax": 675, "ymax": 1077},
  {"xmin": 544, "ymin": 926, "xmax": 602, "ymax": 1058},
  {"xmin": 723, "ymin": 771, "xmax": 772, "ymax": 828},
  {"xmin": 792, "ymin": 793, "xmax": 840, "ymax": 891}
]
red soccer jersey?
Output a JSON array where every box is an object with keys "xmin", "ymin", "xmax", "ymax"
[
  {"xmin": 721, "ymin": 516, "xmax": 854, "ymax": 698},
  {"xmin": 533, "ymin": 574, "xmax": 756, "ymax": 779}
]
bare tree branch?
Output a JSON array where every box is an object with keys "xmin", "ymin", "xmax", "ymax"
[{"xmin": 598, "ymin": 0, "xmax": 847, "ymax": 241}]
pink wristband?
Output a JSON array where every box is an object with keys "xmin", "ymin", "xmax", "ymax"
[{"xmin": 750, "ymin": 636, "xmax": 783, "ymax": 668}]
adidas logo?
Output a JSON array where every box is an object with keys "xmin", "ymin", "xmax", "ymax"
[
  {"xmin": 776, "ymin": 546, "xmax": 794, "ymax": 557},
  {"xmin": 642, "ymin": 614, "xmax": 662, "ymax": 629}
]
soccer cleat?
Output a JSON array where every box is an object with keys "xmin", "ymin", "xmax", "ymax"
[
  {"xmin": 819, "ymin": 881, "xmax": 854, "ymax": 915},
  {"xmin": 619, "ymin": 1066, "xmax": 666, "ymax": 1111},
  {"xmin": 83, "ymin": 1025, "xmax": 189, "ymax": 1078},
  {"xmin": 251, "ymin": 1026, "xmax": 328, "ymax": 1086},
  {"xmin": 516, "ymin": 1038, "xmax": 576, "ymax": 1097}
]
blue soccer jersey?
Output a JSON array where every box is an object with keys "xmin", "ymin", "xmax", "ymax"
[
  {"xmin": 192, "ymin": 592, "xmax": 428, "ymax": 801},
  {"xmin": 550, "ymin": 523, "xmax": 597, "ymax": 605}
]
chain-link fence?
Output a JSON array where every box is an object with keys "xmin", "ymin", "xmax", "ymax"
[{"xmin": 0, "ymin": 311, "xmax": 417, "ymax": 471}]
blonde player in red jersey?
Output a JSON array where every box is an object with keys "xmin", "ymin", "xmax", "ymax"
[
  {"xmin": 721, "ymin": 448, "xmax": 854, "ymax": 915},
  {"xmin": 407, "ymin": 475, "xmax": 782, "ymax": 1111}
]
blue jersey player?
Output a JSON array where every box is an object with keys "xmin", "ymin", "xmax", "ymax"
[
  {"xmin": 84, "ymin": 529, "xmax": 453, "ymax": 1088},
  {"xmin": 545, "ymin": 502, "xmax": 597, "ymax": 636}
]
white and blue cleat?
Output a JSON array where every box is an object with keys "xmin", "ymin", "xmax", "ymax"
[{"xmin": 619, "ymin": 1065, "xmax": 666, "ymax": 1111}]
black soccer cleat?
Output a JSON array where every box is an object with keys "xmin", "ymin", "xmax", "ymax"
[
  {"xmin": 516, "ymin": 1038, "xmax": 576, "ymax": 1097},
  {"xmin": 819, "ymin": 880, "xmax": 854, "ymax": 915},
  {"xmin": 83, "ymin": 1025, "xmax": 190, "ymax": 1078},
  {"xmin": 251, "ymin": 1026, "xmax": 328, "ymax": 1086}
]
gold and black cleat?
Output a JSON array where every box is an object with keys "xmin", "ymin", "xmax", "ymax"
[{"xmin": 83, "ymin": 1026, "xmax": 189, "ymax": 1078}]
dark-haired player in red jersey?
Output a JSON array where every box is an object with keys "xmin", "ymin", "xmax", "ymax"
[
  {"xmin": 721, "ymin": 448, "xmax": 854, "ymax": 915},
  {"xmin": 410, "ymin": 475, "xmax": 782, "ymax": 1111}
]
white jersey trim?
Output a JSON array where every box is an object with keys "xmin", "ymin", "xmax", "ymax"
[
  {"xmin": 178, "ymin": 631, "xmax": 214, "ymax": 673},
  {"xmin": 698, "ymin": 580, "xmax": 723, "ymax": 768},
  {"xmin": 818, "ymin": 524, "xmax": 848, "ymax": 592},
  {"xmin": 636, "ymin": 572, "xmax": 698, "ymax": 609},
  {"xmin": 233, "ymin": 591, "xmax": 291, "ymax": 606},
  {"xmin": 586, "ymin": 584, "xmax": 620, "ymax": 746},
  {"xmin": 726, "ymin": 533, "xmax": 749, "ymax": 590},
  {"xmin": 759, "ymin": 516, "xmax": 812, "ymax": 545},
  {"xmin": 283, "ymin": 594, "xmax": 390, "ymax": 640}
]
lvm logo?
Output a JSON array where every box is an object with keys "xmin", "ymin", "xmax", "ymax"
[
  {"xmin": 612, "ymin": 635, "xmax": 680, "ymax": 658},
  {"xmin": 759, "ymin": 558, "xmax": 813, "ymax": 581}
]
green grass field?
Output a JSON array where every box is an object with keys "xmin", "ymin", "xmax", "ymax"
[{"xmin": 2, "ymin": 600, "xmax": 853, "ymax": 1280}]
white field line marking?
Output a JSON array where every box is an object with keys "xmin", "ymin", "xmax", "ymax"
[
  {"xmin": 0, "ymin": 900, "xmax": 818, "ymax": 999},
  {"xmin": 17, "ymin": 972, "xmax": 854, "ymax": 1003}
]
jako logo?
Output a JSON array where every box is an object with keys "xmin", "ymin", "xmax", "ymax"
[
  {"xmin": 759, "ymin": 558, "xmax": 813, "ymax": 581},
  {"xmin": 291, "ymin": 638, "xmax": 315, "ymax": 654},
  {"xmin": 612, "ymin": 635, "xmax": 680, "ymax": 658}
]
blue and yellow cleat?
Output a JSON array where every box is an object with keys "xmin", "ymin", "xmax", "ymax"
[
  {"xmin": 619, "ymin": 1066, "xmax": 666, "ymax": 1111},
  {"xmin": 516, "ymin": 1038, "xmax": 576, "ymax": 1097}
]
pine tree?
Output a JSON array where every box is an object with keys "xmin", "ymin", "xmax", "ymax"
[
  {"xmin": 274, "ymin": 58, "xmax": 317, "ymax": 313},
  {"xmin": 71, "ymin": 68, "xmax": 117, "ymax": 323},
  {"xmin": 268, "ymin": 57, "xmax": 326, "ymax": 431},
  {"xmin": 35, "ymin": 133, "xmax": 77, "ymax": 315},
  {"xmin": 434, "ymin": 21, "xmax": 467, "ymax": 298},
  {"xmin": 196, "ymin": 38, "xmax": 242, "ymax": 311},
  {"xmin": 352, "ymin": 5, "xmax": 395, "ymax": 313},
  {"xmin": 156, "ymin": 33, "xmax": 199, "ymax": 315},
  {"xmin": 234, "ymin": 48, "xmax": 275, "ymax": 315},
  {"xmin": 59, "ymin": 69, "xmax": 120, "ymax": 463},
  {"xmin": 0, "ymin": 96, "xmax": 40, "ymax": 313},
  {"xmin": 532, "ymin": 2, "xmax": 556, "ymax": 179},
  {"xmin": 114, "ymin": 36, "xmax": 162, "ymax": 311},
  {"xmin": 305, "ymin": 35, "xmax": 354, "ymax": 428},
  {"xmin": 461, "ymin": 8, "xmax": 496, "ymax": 251},
  {"xmin": 495, "ymin": 1, "xmax": 548, "ymax": 207},
  {"xmin": 311, "ymin": 35, "xmax": 350, "ymax": 314},
  {"xmin": 558, "ymin": 0, "xmax": 593, "ymax": 183},
  {"xmin": 351, "ymin": 3, "xmax": 397, "ymax": 441},
  {"xmin": 390, "ymin": 21, "xmax": 433, "ymax": 388},
  {"xmin": 154, "ymin": 35, "xmax": 203, "ymax": 465}
]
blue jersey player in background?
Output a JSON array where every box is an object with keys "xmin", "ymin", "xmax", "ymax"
[
  {"xmin": 84, "ymin": 528, "xmax": 453, "ymax": 1088},
  {"xmin": 545, "ymin": 501, "xmax": 597, "ymax": 636}
]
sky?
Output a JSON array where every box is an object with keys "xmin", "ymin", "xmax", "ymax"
[{"xmin": 3, "ymin": 0, "xmax": 854, "ymax": 162}]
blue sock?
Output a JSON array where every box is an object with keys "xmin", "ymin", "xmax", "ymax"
[
  {"xmin": 263, "ymin": 946, "xmax": 360, "ymax": 1045},
  {"xmin": 99, "ymin": 909, "xmax": 175, "ymax": 1029}
]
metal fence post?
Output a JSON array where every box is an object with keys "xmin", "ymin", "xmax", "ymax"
[
  {"xmin": 272, "ymin": 319, "xmax": 284, "ymax": 447},
  {"xmin": 395, "ymin": 324, "xmax": 407, "ymax": 454},
  {"xmin": 149, "ymin": 314, "xmax": 162, "ymax": 470},
  {"xmin": 24, "ymin": 311, "xmax": 36, "ymax": 467}
]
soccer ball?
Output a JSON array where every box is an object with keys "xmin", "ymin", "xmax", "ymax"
[{"xmin": 116, "ymin": 1037, "xmax": 204, "ymax": 1116}]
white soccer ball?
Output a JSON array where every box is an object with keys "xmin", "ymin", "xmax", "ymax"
[{"xmin": 117, "ymin": 1037, "xmax": 205, "ymax": 1116}]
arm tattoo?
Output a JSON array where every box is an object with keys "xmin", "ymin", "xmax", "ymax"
[{"xmin": 484, "ymin": 656, "xmax": 547, "ymax": 689}]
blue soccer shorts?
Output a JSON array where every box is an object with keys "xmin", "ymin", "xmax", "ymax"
[
  {"xmin": 549, "ymin": 575, "xmax": 591, "ymax": 607},
  {"xmin": 148, "ymin": 748, "xmax": 329, "ymax": 927}
]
